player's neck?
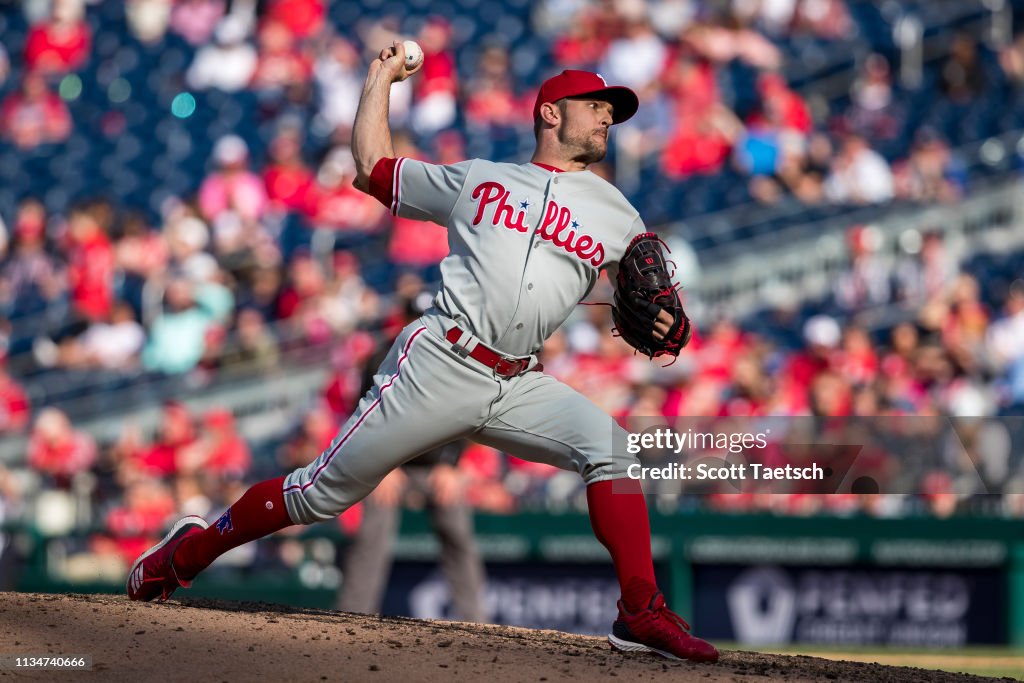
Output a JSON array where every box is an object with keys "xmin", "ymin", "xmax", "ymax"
[{"xmin": 530, "ymin": 151, "xmax": 587, "ymax": 173}]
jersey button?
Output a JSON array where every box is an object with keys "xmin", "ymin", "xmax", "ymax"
[
  {"xmin": 527, "ymin": 283, "xmax": 534, "ymax": 290},
  {"xmin": 515, "ymin": 323, "xmax": 524, "ymax": 330}
]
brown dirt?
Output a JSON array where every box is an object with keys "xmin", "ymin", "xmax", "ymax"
[{"xmin": 0, "ymin": 592, "xmax": 1016, "ymax": 682}]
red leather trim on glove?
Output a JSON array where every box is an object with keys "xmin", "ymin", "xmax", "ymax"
[{"xmin": 627, "ymin": 231, "xmax": 667, "ymax": 252}]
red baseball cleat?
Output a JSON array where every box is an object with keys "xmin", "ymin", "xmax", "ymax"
[
  {"xmin": 608, "ymin": 590, "xmax": 719, "ymax": 663},
  {"xmin": 126, "ymin": 516, "xmax": 208, "ymax": 602}
]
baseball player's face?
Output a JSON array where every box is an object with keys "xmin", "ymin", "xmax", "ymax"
[{"xmin": 557, "ymin": 98, "xmax": 613, "ymax": 165}]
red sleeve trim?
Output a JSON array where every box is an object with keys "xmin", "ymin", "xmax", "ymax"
[{"xmin": 368, "ymin": 157, "xmax": 399, "ymax": 210}]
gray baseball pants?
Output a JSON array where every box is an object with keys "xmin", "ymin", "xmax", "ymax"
[{"xmin": 283, "ymin": 315, "xmax": 635, "ymax": 525}]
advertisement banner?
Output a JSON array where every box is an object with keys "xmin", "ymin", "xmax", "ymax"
[
  {"xmin": 381, "ymin": 562, "xmax": 624, "ymax": 635},
  {"xmin": 693, "ymin": 564, "xmax": 1007, "ymax": 646}
]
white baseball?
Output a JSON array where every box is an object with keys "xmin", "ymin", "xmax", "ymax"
[{"xmin": 402, "ymin": 40, "xmax": 423, "ymax": 70}]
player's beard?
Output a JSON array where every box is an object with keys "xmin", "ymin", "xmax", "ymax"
[{"xmin": 557, "ymin": 122, "xmax": 607, "ymax": 165}]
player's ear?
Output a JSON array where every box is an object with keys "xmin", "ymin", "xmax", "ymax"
[{"xmin": 539, "ymin": 101, "xmax": 561, "ymax": 127}]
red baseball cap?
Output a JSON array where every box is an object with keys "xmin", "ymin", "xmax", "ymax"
[{"xmin": 533, "ymin": 70, "xmax": 639, "ymax": 124}]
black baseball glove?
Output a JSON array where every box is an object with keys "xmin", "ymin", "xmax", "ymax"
[{"xmin": 612, "ymin": 232, "xmax": 692, "ymax": 359}]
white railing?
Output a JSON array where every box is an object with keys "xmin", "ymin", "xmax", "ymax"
[{"xmin": 693, "ymin": 177, "xmax": 1024, "ymax": 318}]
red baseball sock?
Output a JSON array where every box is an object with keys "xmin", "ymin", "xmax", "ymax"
[
  {"xmin": 586, "ymin": 478, "xmax": 658, "ymax": 613},
  {"xmin": 172, "ymin": 476, "xmax": 293, "ymax": 582}
]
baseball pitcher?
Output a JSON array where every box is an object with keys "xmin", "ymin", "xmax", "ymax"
[{"xmin": 127, "ymin": 41, "xmax": 715, "ymax": 663}]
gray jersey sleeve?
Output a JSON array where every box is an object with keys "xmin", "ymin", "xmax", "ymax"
[
  {"xmin": 603, "ymin": 214, "xmax": 648, "ymax": 284},
  {"xmin": 393, "ymin": 158, "xmax": 474, "ymax": 225}
]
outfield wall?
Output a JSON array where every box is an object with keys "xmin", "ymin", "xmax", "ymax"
[{"xmin": 6, "ymin": 512, "xmax": 1022, "ymax": 645}]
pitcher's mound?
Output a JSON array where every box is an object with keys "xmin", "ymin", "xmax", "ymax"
[{"xmin": 0, "ymin": 592, "xmax": 1012, "ymax": 682}]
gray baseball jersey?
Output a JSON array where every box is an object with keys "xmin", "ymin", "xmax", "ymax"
[{"xmin": 284, "ymin": 157, "xmax": 643, "ymax": 525}]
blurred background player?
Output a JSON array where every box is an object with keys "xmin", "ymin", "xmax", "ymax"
[{"xmin": 337, "ymin": 293, "xmax": 485, "ymax": 622}]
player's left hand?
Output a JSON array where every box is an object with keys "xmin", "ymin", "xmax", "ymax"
[
  {"xmin": 611, "ymin": 233, "xmax": 692, "ymax": 359},
  {"xmin": 429, "ymin": 463, "xmax": 464, "ymax": 507},
  {"xmin": 652, "ymin": 309, "xmax": 675, "ymax": 341}
]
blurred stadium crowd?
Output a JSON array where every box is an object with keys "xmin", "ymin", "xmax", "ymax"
[{"xmin": 2, "ymin": 0, "xmax": 1024, "ymax": 581}]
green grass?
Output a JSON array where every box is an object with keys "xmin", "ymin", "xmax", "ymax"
[{"xmin": 725, "ymin": 644, "xmax": 1024, "ymax": 680}]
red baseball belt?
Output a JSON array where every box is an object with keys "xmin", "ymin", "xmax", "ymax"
[{"xmin": 444, "ymin": 327, "xmax": 542, "ymax": 378}]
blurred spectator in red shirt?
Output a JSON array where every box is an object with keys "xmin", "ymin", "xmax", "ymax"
[
  {"xmin": 250, "ymin": 20, "xmax": 313, "ymax": 92},
  {"xmin": 660, "ymin": 54, "xmax": 743, "ymax": 178},
  {"xmin": 102, "ymin": 477, "xmax": 177, "ymax": 565},
  {"xmin": 134, "ymin": 401, "xmax": 195, "ymax": 478},
  {"xmin": 169, "ymin": 0, "xmax": 225, "ymax": 47},
  {"xmin": 388, "ymin": 135, "xmax": 451, "ymax": 269},
  {"xmin": 694, "ymin": 318, "xmax": 749, "ymax": 383},
  {"xmin": 265, "ymin": 0, "xmax": 325, "ymax": 40},
  {"xmin": 322, "ymin": 330, "xmax": 377, "ymax": 415},
  {"xmin": 552, "ymin": 8, "xmax": 606, "ymax": 69},
  {"xmin": 569, "ymin": 331, "xmax": 634, "ymax": 414},
  {"xmin": 722, "ymin": 354, "xmax": 773, "ymax": 416},
  {"xmin": 277, "ymin": 252, "xmax": 326, "ymax": 320},
  {"xmin": 411, "ymin": 18, "xmax": 458, "ymax": 135},
  {"xmin": 777, "ymin": 315, "xmax": 842, "ymax": 413},
  {"xmin": 663, "ymin": 48, "xmax": 719, "ymax": 114},
  {"xmin": 755, "ymin": 73, "xmax": 812, "ymax": 136},
  {"xmin": 276, "ymin": 253, "xmax": 334, "ymax": 341},
  {"xmin": 464, "ymin": 45, "xmax": 524, "ymax": 127},
  {"xmin": 0, "ymin": 71, "xmax": 72, "ymax": 150},
  {"xmin": 24, "ymin": 0, "xmax": 92, "ymax": 75},
  {"xmin": 809, "ymin": 371, "xmax": 853, "ymax": 416},
  {"xmin": 0, "ymin": 362, "xmax": 29, "ymax": 434},
  {"xmin": 263, "ymin": 124, "xmax": 315, "ymax": 214},
  {"xmin": 836, "ymin": 324, "xmax": 879, "ymax": 386},
  {"xmin": 459, "ymin": 443, "xmax": 514, "ymax": 512},
  {"xmin": 178, "ymin": 408, "xmax": 251, "ymax": 480},
  {"xmin": 308, "ymin": 146, "xmax": 388, "ymax": 232},
  {"xmin": 881, "ymin": 321, "xmax": 919, "ymax": 380},
  {"xmin": 662, "ymin": 113, "xmax": 738, "ymax": 179},
  {"xmin": 66, "ymin": 201, "xmax": 116, "ymax": 322},
  {"xmin": 28, "ymin": 408, "xmax": 97, "ymax": 488},
  {"xmin": 199, "ymin": 135, "xmax": 269, "ymax": 225}
]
